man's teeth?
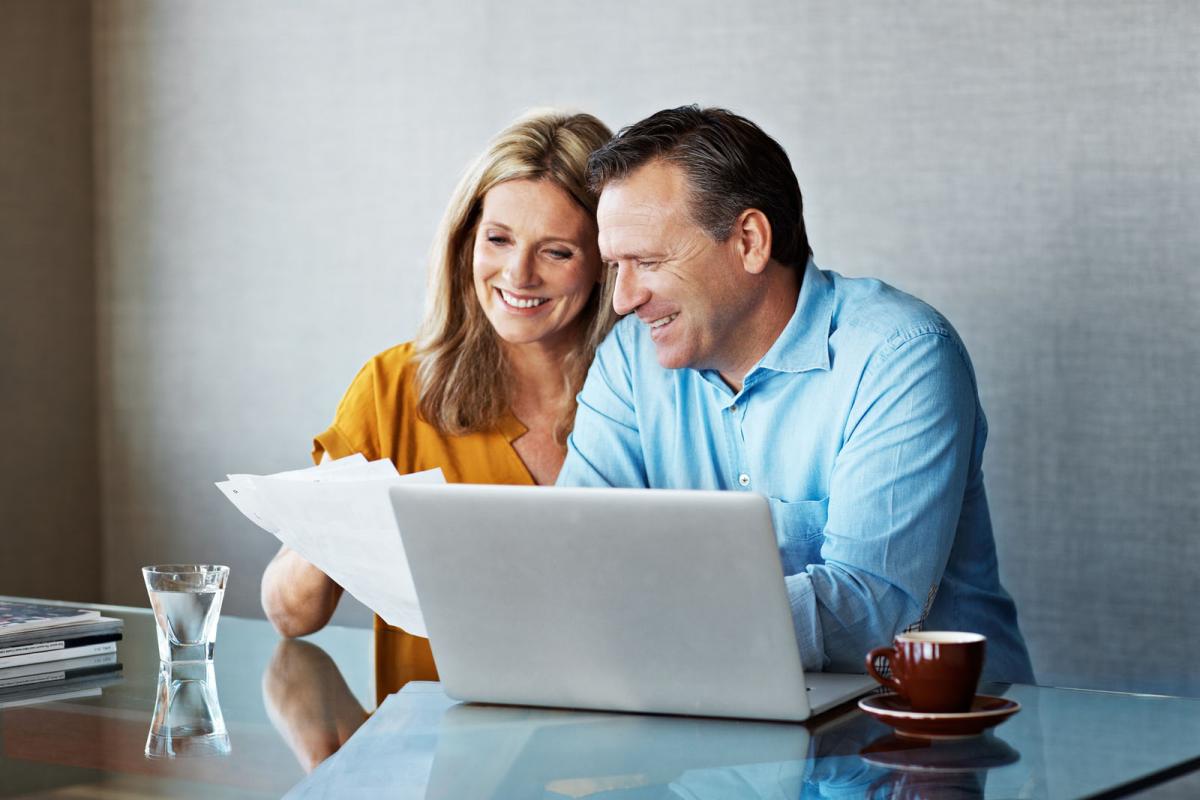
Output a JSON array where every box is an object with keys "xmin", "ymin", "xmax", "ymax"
[
  {"xmin": 650, "ymin": 313, "xmax": 679, "ymax": 329},
  {"xmin": 500, "ymin": 289, "xmax": 549, "ymax": 309}
]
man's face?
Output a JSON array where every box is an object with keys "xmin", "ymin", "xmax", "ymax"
[{"xmin": 597, "ymin": 160, "xmax": 760, "ymax": 373}]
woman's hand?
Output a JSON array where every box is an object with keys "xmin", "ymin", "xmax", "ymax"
[{"xmin": 261, "ymin": 545, "xmax": 344, "ymax": 637}]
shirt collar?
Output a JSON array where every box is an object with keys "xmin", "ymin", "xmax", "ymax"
[
  {"xmin": 755, "ymin": 258, "xmax": 834, "ymax": 374},
  {"xmin": 496, "ymin": 411, "xmax": 528, "ymax": 443}
]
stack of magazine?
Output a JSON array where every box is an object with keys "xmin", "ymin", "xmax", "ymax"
[{"xmin": 0, "ymin": 601, "xmax": 123, "ymax": 707}]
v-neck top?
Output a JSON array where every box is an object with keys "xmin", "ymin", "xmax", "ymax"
[
  {"xmin": 312, "ymin": 341, "xmax": 535, "ymax": 700},
  {"xmin": 312, "ymin": 341, "xmax": 534, "ymax": 486}
]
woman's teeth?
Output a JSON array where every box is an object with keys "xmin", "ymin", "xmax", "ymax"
[
  {"xmin": 499, "ymin": 289, "xmax": 549, "ymax": 309},
  {"xmin": 650, "ymin": 313, "xmax": 679, "ymax": 329}
]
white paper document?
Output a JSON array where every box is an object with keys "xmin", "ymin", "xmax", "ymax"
[{"xmin": 216, "ymin": 456, "xmax": 444, "ymax": 636}]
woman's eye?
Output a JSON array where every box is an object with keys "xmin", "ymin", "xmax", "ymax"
[{"xmin": 487, "ymin": 235, "xmax": 509, "ymax": 245}]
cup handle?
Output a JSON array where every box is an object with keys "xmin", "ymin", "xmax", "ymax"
[{"xmin": 866, "ymin": 646, "xmax": 903, "ymax": 694}]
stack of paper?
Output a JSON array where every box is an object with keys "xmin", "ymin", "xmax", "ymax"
[{"xmin": 216, "ymin": 455, "xmax": 444, "ymax": 636}]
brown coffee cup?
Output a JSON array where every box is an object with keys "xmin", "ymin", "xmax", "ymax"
[{"xmin": 866, "ymin": 631, "xmax": 986, "ymax": 713}]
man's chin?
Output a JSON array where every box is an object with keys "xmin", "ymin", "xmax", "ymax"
[{"xmin": 653, "ymin": 345, "xmax": 692, "ymax": 371}]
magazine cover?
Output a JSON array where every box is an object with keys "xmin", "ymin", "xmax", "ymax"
[{"xmin": 0, "ymin": 602, "xmax": 100, "ymax": 635}]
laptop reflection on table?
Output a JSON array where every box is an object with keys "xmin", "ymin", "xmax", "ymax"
[{"xmin": 425, "ymin": 701, "xmax": 864, "ymax": 799}]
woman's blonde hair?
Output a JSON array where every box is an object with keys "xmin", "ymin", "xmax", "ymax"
[{"xmin": 413, "ymin": 110, "xmax": 617, "ymax": 445}]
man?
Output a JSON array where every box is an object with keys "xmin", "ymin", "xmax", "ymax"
[{"xmin": 558, "ymin": 106, "xmax": 1034, "ymax": 683}]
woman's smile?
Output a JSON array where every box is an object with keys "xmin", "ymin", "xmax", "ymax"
[{"xmin": 496, "ymin": 287, "xmax": 551, "ymax": 311}]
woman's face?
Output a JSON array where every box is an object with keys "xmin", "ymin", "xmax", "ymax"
[{"xmin": 472, "ymin": 179, "xmax": 602, "ymax": 353}]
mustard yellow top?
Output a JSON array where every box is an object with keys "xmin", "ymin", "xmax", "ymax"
[
  {"xmin": 312, "ymin": 342, "xmax": 535, "ymax": 486},
  {"xmin": 312, "ymin": 341, "xmax": 535, "ymax": 702}
]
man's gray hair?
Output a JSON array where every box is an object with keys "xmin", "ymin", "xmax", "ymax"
[{"xmin": 587, "ymin": 105, "xmax": 812, "ymax": 270}]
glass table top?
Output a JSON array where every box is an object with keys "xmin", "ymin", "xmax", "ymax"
[{"xmin": 2, "ymin": 598, "xmax": 1198, "ymax": 799}]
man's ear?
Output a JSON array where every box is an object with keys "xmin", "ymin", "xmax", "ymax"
[{"xmin": 734, "ymin": 208, "xmax": 772, "ymax": 275}]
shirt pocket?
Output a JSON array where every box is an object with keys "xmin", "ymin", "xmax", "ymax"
[{"xmin": 769, "ymin": 496, "xmax": 829, "ymax": 576}]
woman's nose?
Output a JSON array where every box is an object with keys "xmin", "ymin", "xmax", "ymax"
[{"xmin": 503, "ymin": 248, "xmax": 539, "ymax": 289}]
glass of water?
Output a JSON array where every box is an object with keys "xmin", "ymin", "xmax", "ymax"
[{"xmin": 142, "ymin": 564, "xmax": 229, "ymax": 663}]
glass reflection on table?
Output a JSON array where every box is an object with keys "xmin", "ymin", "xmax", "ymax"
[{"xmin": 145, "ymin": 660, "xmax": 231, "ymax": 759}]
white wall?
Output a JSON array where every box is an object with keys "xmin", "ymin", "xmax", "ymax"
[{"xmin": 76, "ymin": 1, "xmax": 1200, "ymax": 695}]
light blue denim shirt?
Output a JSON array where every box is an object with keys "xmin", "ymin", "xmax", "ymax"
[{"xmin": 559, "ymin": 261, "xmax": 1034, "ymax": 683}]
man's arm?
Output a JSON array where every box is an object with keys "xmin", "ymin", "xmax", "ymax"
[
  {"xmin": 559, "ymin": 322, "xmax": 649, "ymax": 488},
  {"xmin": 786, "ymin": 330, "xmax": 977, "ymax": 672}
]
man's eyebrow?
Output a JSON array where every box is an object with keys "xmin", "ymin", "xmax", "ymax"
[
  {"xmin": 600, "ymin": 251, "xmax": 667, "ymax": 263},
  {"xmin": 602, "ymin": 250, "xmax": 665, "ymax": 262}
]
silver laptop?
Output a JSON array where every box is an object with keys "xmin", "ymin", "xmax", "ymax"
[{"xmin": 389, "ymin": 484, "xmax": 876, "ymax": 722}]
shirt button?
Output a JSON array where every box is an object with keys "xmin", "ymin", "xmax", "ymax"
[
  {"xmin": 729, "ymin": 404, "xmax": 738, "ymax": 413},
  {"xmin": 738, "ymin": 473, "xmax": 750, "ymax": 487}
]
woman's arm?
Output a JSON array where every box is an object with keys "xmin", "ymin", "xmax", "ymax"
[
  {"xmin": 261, "ymin": 545, "xmax": 345, "ymax": 638},
  {"xmin": 261, "ymin": 452, "xmax": 345, "ymax": 637}
]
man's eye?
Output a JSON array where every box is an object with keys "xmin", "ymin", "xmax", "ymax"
[
  {"xmin": 546, "ymin": 249, "xmax": 573, "ymax": 260},
  {"xmin": 636, "ymin": 261, "xmax": 658, "ymax": 270}
]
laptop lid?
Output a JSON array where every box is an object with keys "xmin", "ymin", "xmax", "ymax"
[{"xmin": 391, "ymin": 484, "xmax": 819, "ymax": 721}]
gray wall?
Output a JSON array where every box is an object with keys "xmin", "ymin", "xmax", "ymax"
[
  {"xmin": 9, "ymin": 2, "xmax": 1200, "ymax": 700},
  {"xmin": 0, "ymin": 0, "xmax": 100, "ymax": 601}
]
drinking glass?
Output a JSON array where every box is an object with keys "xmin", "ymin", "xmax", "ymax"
[
  {"xmin": 145, "ymin": 661, "xmax": 230, "ymax": 758},
  {"xmin": 142, "ymin": 564, "xmax": 229, "ymax": 663}
]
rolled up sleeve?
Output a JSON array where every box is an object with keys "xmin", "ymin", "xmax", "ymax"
[{"xmin": 785, "ymin": 330, "xmax": 977, "ymax": 672}]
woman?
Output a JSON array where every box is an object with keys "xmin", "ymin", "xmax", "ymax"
[{"xmin": 261, "ymin": 110, "xmax": 617, "ymax": 700}]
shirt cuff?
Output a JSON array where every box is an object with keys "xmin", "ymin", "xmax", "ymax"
[{"xmin": 785, "ymin": 572, "xmax": 827, "ymax": 672}]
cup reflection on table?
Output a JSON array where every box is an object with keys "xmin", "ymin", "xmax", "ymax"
[
  {"xmin": 145, "ymin": 661, "xmax": 231, "ymax": 758},
  {"xmin": 142, "ymin": 564, "xmax": 229, "ymax": 663}
]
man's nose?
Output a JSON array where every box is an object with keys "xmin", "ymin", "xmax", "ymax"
[
  {"xmin": 503, "ymin": 247, "xmax": 539, "ymax": 289},
  {"xmin": 611, "ymin": 264, "xmax": 649, "ymax": 316}
]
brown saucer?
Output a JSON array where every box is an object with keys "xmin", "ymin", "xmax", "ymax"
[{"xmin": 858, "ymin": 693, "xmax": 1020, "ymax": 740}]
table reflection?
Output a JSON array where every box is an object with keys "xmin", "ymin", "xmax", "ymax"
[
  {"xmin": 429, "ymin": 700, "xmax": 1022, "ymax": 798},
  {"xmin": 285, "ymin": 685, "xmax": 1030, "ymax": 798},
  {"xmin": 262, "ymin": 638, "xmax": 370, "ymax": 772},
  {"xmin": 5, "ymin": 600, "xmax": 1195, "ymax": 798}
]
